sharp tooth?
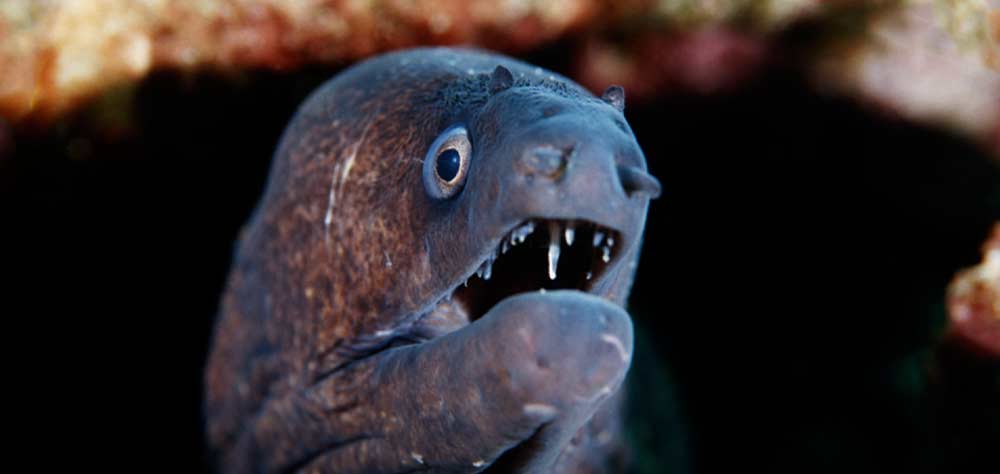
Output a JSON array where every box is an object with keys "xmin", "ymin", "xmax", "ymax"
[
  {"xmin": 586, "ymin": 271, "xmax": 592, "ymax": 280},
  {"xmin": 607, "ymin": 236, "xmax": 614, "ymax": 247},
  {"xmin": 564, "ymin": 224, "xmax": 575, "ymax": 246},
  {"xmin": 512, "ymin": 221, "xmax": 535, "ymax": 244},
  {"xmin": 602, "ymin": 245, "xmax": 611, "ymax": 263},
  {"xmin": 483, "ymin": 258, "xmax": 493, "ymax": 280},
  {"xmin": 593, "ymin": 231, "xmax": 605, "ymax": 247},
  {"xmin": 547, "ymin": 221, "xmax": 561, "ymax": 280},
  {"xmin": 509, "ymin": 221, "xmax": 537, "ymax": 245},
  {"xmin": 501, "ymin": 239, "xmax": 509, "ymax": 254}
]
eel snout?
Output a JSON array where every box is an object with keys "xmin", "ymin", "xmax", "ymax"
[{"xmin": 617, "ymin": 164, "xmax": 662, "ymax": 199}]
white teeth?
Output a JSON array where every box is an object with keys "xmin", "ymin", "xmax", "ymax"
[
  {"xmin": 475, "ymin": 253, "xmax": 496, "ymax": 281},
  {"xmin": 476, "ymin": 221, "xmax": 616, "ymax": 289},
  {"xmin": 512, "ymin": 221, "xmax": 535, "ymax": 244},
  {"xmin": 547, "ymin": 221, "xmax": 560, "ymax": 280}
]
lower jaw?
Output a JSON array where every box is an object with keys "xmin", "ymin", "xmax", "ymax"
[{"xmin": 418, "ymin": 287, "xmax": 609, "ymax": 341}]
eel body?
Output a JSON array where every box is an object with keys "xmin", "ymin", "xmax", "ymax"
[{"xmin": 205, "ymin": 47, "xmax": 660, "ymax": 474}]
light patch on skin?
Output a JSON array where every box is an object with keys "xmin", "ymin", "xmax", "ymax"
[
  {"xmin": 522, "ymin": 403, "xmax": 558, "ymax": 418},
  {"xmin": 323, "ymin": 119, "xmax": 375, "ymax": 245},
  {"xmin": 323, "ymin": 162, "xmax": 342, "ymax": 246},
  {"xmin": 472, "ymin": 460, "xmax": 486, "ymax": 467},
  {"xmin": 411, "ymin": 452, "xmax": 424, "ymax": 464},
  {"xmin": 339, "ymin": 117, "xmax": 374, "ymax": 185},
  {"xmin": 384, "ymin": 251, "xmax": 392, "ymax": 268},
  {"xmin": 573, "ymin": 384, "xmax": 615, "ymax": 404},
  {"xmin": 340, "ymin": 143, "xmax": 358, "ymax": 183},
  {"xmin": 600, "ymin": 333, "xmax": 630, "ymax": 362}
]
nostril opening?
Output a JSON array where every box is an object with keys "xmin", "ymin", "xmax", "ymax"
[
  {"xmin": 520, "ymin": 145, "xmax": 570, "ymax": 179},
  {"xmin": 617, "ymin": 165, "xmax": 662, "ymax": 199},
  {"xmin": 533, "ymin": 147, "xmax": 564, "ymax": 165}
]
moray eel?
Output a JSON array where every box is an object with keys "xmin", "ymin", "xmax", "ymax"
[{"xmin": 205, "ymin": 47, "xmax": 661, "ymax": 474}]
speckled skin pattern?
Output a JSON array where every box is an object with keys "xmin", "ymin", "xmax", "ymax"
[{"xmin": 205, "ymin": 48, "xmax": 656, "ymax": 473}]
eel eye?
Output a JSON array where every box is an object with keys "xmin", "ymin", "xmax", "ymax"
[
  {"xmin": 423, "ymin": 125, "xmax": 472, "ymax": 199},
  {"xmin": 436, "ymin": 149, "xmax": 461, "ymax": 182}
]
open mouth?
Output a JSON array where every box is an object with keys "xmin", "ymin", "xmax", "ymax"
[{"xmin": 453, "ymin": 219, "xmax": 623, "ymax": 321}]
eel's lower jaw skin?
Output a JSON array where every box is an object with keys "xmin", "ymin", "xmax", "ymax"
[
  {"xmin": 291, "ymin": 290, "xmax": 634, "ymax": 474},
  {"xmin": 449, "ymin": 218, "xmax": 625, "ymax": 323},
  {"xmin": 293, "ymin": 225, "xmax": 638, "ymax": 473}
]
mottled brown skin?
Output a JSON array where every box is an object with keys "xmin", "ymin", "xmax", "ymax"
[{"xmin": 205, "ymin": 48, "xmax": 658, "ymax": 473}]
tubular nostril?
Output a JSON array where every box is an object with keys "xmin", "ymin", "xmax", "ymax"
[
  {"xmin": 617, "ymin": 165, "xmax": 662, "ymax": 199},
  {"xmin": 519, "ymin": 145, "xmax": 570, "ymax": 179}
]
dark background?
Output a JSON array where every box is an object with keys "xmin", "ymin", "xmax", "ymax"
[{"xmin": 3, "ymin": 46, "xmax": 998, "ymax": 472}]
